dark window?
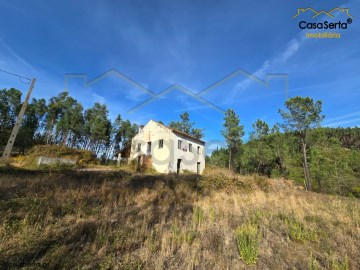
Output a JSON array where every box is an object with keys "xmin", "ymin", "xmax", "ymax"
[
  {"xmin": 178, "ymin": 140, "xmax": 182, "ymax": 149},
  {"xmin": 189, "ymin": 143, "xmax": 192, "ymax": 152},
  {"xmin": 147, "ymin": 142, "xmax": 151, "ymax": 155},
  {"xmin": 159, "ymin": 139, "xmax": 164, "ymax": 148},
  {"xmin": 197, "ymin": 146, "xmax": 201, "ymax": 154},
  {"xmin": 137, "ymin": 143, "xmax": 141, "ymax": 151}
]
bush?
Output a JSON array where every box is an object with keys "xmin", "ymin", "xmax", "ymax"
[
  {"xmin": 235, "ymin": 224, "xmax": 260, "ymax": 265},
  {"xmin": 16, "ymin": 145, "xmax": 96, "ymax": 168}
]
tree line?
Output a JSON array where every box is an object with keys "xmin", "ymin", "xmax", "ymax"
[
  {"xmin": 215, "ymin": 96, "xmax": 360, "ymax": 197},
  {"xmin": 0, "ymin": 89, "xmax": 138, "ymax": 159},
  {"xmin": 1, "ymin": 88, "xmax": 359, "ymax": 197}
]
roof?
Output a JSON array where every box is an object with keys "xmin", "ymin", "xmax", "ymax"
[
  {"xmin": 114, "ymin": 142, "xmax": 131, "ymax": 157},
  {"xmin": 148, "ymin": 120, "xmax": 205, "ymax": 144}
]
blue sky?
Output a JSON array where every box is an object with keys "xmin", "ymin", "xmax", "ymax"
[{"xmin": 1, "ymin": 0, "xmax": 360, "ymax": 149}]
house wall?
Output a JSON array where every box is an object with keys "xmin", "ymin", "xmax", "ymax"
[
  {"xmin": 169, "ymin": 132, "xmax": 206, "ymax": 174},
  {"xmin": 130, "ymin": 120, "xmax": 172, "ymax": 173},
  {"xmin": 129, "ymin": 120, "xmax": 206, "ymax": 174}
]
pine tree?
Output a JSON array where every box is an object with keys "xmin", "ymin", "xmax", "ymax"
[{"xmin": 221, "ymin": 109, "xmax": 244, "ymax": 171}]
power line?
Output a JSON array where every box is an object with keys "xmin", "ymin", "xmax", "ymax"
[{"xmin": 0, "ymin": 68, "xmax": 31, "ymax": 84}]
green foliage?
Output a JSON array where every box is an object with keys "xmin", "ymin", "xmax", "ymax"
[
  {"xmin": 235, "ymin": 224, "xmax": 260, "ymax": 265},
  {"xmin": 310, "ymin": 252, "xmax": 319, "ymax": 270},
  {"xmin": 168, "ymin": 112, "xmax": 204, "ymax": 139},
  {"xmin": 0, "ymin": 88, "xmax": 138, "ymax": 161},
  {"xmin": 207, "ymin": 148, "xmax": 228, "ymax": 168},
  {"xmin": 250, "ymin": 119, "xmax": 270, "ymax": 140},
  {"xmin": 331, "ymin": 256, "xmax": 349, "ymax": 270},
  {"xmin": 287, "ymin": 218, "xmax": 317, "ymax": 242},
  {"xmin": 279, "ymin": 96, "xmax": 324, "ymax": 135},
  {"xmin": 310, "ymin": 145, "xmax": 360, "ymax": 195},
  {"xmin": 192, "ymin": 206, "xmax": 205, "ymax": 229},
  {"xmin": 0, "ymin": 88, "xmax": 22, "ymax": 145},
  {"xmin": 279, "ymin": 96, "xmax": 325, "ymax": 191},
  {"xmin": 208, "ymin": 98, "xmax": 359, "ymax": 197},
  {"xmin": 221, "ymin": 109, "xmax": 244, "ymax": 170}
]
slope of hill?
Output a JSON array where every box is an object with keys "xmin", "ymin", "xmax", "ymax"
[{"xmin": 0, "ymin": 167, "xmax": 359, "ymax": 269}]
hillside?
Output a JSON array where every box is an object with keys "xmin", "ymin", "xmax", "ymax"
[{"xmin": 0, "ymin": 167, "xmax": 359, "ymax": 269}]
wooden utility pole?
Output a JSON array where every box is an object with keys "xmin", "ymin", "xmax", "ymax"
[{"xmin": 1, "ymin": 78, "xmax": 36, "ymax": 162}]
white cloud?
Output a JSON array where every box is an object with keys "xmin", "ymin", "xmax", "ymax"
[
  {"xmin": 324, "ymin": 110, "xmax": 360, "ymax": 127},
  {"xmin": 228, "ymin": 29, "xmax": 305, "ymax": 102},
  {"xmin": 92, "ymin": 93, "xmax": 106, "ymax": 104},
  {"xmin": 325, "ymin": 118, "xmax": 360, "ymax": 127}
]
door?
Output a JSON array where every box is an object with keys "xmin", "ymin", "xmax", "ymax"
[
  {"xmin": 177, "ymin": 159, "xmax": 181, "ymax": 174},
  {"xmin": 137, "ymin": 155, "xmax": 141, "ymax": 171},
  {"xmin": 197, "ymin": 162, "xmax": 200, "ymax": 174}
]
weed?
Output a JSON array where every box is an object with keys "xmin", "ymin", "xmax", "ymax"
[
  {"xmin": 310, "ymin": 252, "xmax": 319, "ymax": 270},
  {"xmin": 332, "ymin": 255, "xmax": 349, "ymax": 270},
  {"xmin": 288, "ymin": 219, "xmax": 317, "ymax": 242},
  {"xmin": 146, "ymin": 229, "xmax": 159, "ymax": 253},
  {"xmin": 249, "ymin": 210, "xmax": 264, "ymax": 225},
  {"xmin": 185, "ymin": 230, "xmax": 196, "ymax": 245},
  {"xmin": 192, "ymin": 206, "xmax": 205, "ymax": 229},
  {"xmin": 235, "ymin": 223, "xmax": 260, "ymax": 265},
  {"xmin": 278, "ymin": 213, "xmax": 318, "ymax": 243},
  {"xmin": 209, "ymin": 207, "xmax": 217, "ymax": 222},
  {"xmin": 99, "ymin": 253, "xmax": 114, "ymax": 270}
]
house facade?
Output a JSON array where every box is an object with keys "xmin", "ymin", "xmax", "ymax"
[{"xmin": 126, "ymin": 120, "xmax": 205, "ymax": 174}]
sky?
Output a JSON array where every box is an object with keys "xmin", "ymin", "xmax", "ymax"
[{"xmin": 0, "ymin": 0, "xmax": 360, "ymax": 149}]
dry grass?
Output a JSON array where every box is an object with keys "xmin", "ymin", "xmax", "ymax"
[{"xmin": 0, "ymin": 166, "xmax": 359, "ymax": 269}]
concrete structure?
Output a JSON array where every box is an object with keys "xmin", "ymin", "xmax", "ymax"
[
  {"xmin": 125, "ymin": 120, "xmax": 205, "ymax": 174},
  {"xmin": 37, "ymin": 156, "xmax": 77, "ymax": 166}
]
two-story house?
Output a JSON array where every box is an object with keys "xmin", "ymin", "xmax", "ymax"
[{"xmin": 127, "ymin": 120, "xmax": 205, "ymax": 174}]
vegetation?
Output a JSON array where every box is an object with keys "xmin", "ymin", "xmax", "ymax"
[
  {"xmin": 209, "ymin": 96, "xmax": 360, "ymax": 198},
  {"xmin": 168, "ymin": 112, "xmax": 204, "ymax": 139},
  {"xmin": 279, "ymin": 96, "xmax": 325, "ymax": 190},
  {"xmin": 235, "ymin": 223, "xmax": 260, "ymax": 265},
  {"xmin": 0, "ymin": 89, "xmax": 138, "ymax": 159},
  {"xmin": 0, "ymin": 166, "xmax": 359, "ymax": 269},
  {"xmin": 1, "ymin": 89, "xmax": 359, "ymax": 268},
  {"xmin": 221, "ymin": 109, "xmax": 244, "ymax": 171}
]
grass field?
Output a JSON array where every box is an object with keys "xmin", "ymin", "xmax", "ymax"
[{"xmin": 0, "ymin": 166, "xmax": 359, "ymax": 269}]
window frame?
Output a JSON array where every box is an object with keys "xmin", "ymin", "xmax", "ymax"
[{"xmin": 178, "ymin": 140, "xmax": 182, "ymax": 150}]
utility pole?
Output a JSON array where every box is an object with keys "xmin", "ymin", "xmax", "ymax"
[{"xmin": 1, "ymin": 78, "xmax": 36, "ymax": 162}]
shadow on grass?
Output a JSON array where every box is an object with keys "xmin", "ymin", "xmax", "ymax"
[{"xmin": 0, "ymin": 166, "xmax": 205, "ymax": 195}]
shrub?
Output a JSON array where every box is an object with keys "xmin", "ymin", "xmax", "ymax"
[
  {"xmin": 192, "ymin": 206, "xmax": 205, "ymax": 229},
  {"xmin": 287, "ymin": 219, "xmax": 317, "ymax": 242},
  {"xmin": 332, "ymin": 255, "xmax": 349, "ymax": 270},
  {"xmin": 310, "ymin": 252, "xmax": 319, "ymax": 270},
  {"xmin": 235, "ymin": 224, "xmax": 260, "ymax": 265}
]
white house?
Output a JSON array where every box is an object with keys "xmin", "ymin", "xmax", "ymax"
[{"xmin": 125, "ymin": 120, "xmax": 205, "ymax": 174}]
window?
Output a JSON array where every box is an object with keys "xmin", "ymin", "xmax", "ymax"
[
  {"xmin": 159, "ymin": 139, "xmax": 164, "ymax": 148},
  {"xmin": 178, "ymin": 140, "xmax": 182, "ymax": 149},
  {"xmin": 137, "ymin": 143, "xmax": 141, "ymax": 152},
  {"xmin": 189, "ymin": 143, "xmax": 192, "ymax": 152},
  {"xmin": 147, "ymin": 142, "xmax": 151, "ymax": 155},
  {"xmin": 197, "ymin": 146, "xmax": 201, "ymax": 154}
]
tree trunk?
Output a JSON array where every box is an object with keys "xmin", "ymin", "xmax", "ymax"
[
  {"xmin": 228, "ymin": 149, "xmax": 232, "ymax": 171},
  {"xmin": 46, "ymin": 118, "xmax": 55, "ymax": 145},
  {"xmin": 301, "ymin": 139, "xmax": 311, "ymax": 191}
]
